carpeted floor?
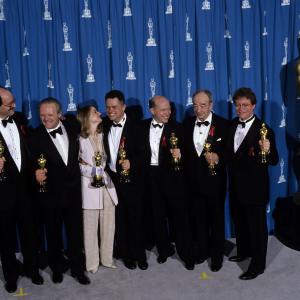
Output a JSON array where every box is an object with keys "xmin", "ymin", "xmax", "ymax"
[{"xmin": 1, "ymin": 236, "xmax": 299, "ymax": 300}]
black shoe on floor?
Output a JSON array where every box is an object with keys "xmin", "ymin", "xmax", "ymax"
[
  {"xmin": 157, "ymin": 255, "xmax": 167, "ymax": 264},
  {"xmin": 228, "ymin": 255, "xmax": 248, "ymax": 262},
  {"xmin": 5, "ymin": 281, "xmax": 17, "ymax": 293},
  {"xmin": 210, "ymin": 263, "xmax": 222, "ymax": 272},
  {"xmin": 239, "ymin": 270, "xmax": 264, "ymax": 280},
  {"xmin": 137, "ymin": 260, "xmax": 148, "ymax": 270},
  {"xmin": 52, "ymin": 272, "xmax": 63, "ymax": 284},
  {"xmin": 184, "ymin": 261, "xmax": 195, "ymax": 270},
  {"xmin": 72, "ymin": 272, "xmax": 91, "ymax": 285},
  {"xmin": 124, "ymin": 260, "xmax": 137, "ymax": 270}
]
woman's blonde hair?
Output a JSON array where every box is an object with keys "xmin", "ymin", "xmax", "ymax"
[{"xmin": 77, "ymin": 105, "xmax": 102, "ymax": 138}]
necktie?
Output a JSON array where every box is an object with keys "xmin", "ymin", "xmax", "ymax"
[
  {"xmin": 152, "ymin": 123, "xmax": 163, "ymax": 129},
  {"xmin": 196, "ymin": 121, "xmax": 210, "ymax": 127},
  {"xmin": 2, "ymin": 117, "xmax": 13, "ymax": 128},
  {"xmin": 238, "ymin": 115, "xmax": 255, "ymax": 128},
  {"xmin": 112, "ymin": 123, "xmax": 122, "ymax": 128},
  {"xmin": 49, "ymin": 126, "xmax": 63, "ymax": 138}
]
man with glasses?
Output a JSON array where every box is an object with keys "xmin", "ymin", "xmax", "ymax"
[
  {"xmin": 227, "ymin": 87, "xmax": 278, "ymax": 280},
  {"xmin": 0, "ymin": 87, "xmax": 43, "ymax": 293}
]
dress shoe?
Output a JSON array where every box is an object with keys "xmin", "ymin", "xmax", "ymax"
[
  {"xmin": 124, "ymin": 260, "xmax": 137, "ymax": 270},
  {"xmin": 5, "ymin": 281, "xmax": 17, "ymax": 293},
  {"xmin": 137, "ymin": 260, "xmax": 148, "ymax": 270},
  {"xmin": 228, "ymin": 255, "xmax": 248, "ymax": 262},
  {"xmin": 239, "ymin": 270, "xmax": 264, "ymax": 280},
  {"xmin": 52, "ymin": 272, "xmax": 63, "ymax": 284},
  {"xmin": 184, "ymin": 261, "xmax": 195, "ymax": 270},
  {"xmin": 210, "ymin": 263, "xmax": 222, "ymax": 272},
  {"xmin": 31, "ymin": 273, "xmax": 44, "ymax": 285},
  {"xmin": 157, "ymin": 255, "xmax": 167, "ymax": 264},
  {"xmin": 72, "ymin": 273, "xmax": 91, "ymax": 285}
]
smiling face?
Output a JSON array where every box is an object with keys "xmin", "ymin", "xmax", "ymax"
[
  {"xmin": 0, "ymin": 88, "xmax": 16, "ymax": 119},
  {"xmin": 193, "ymin": 92, "xmax": 212, "ymax": 121},
  {"xmin": 105, "ymin": 97, "xmax": 126, "ymax": 123},
  {"xmin": 150, "ymin": 96, "xmax": 171, "ymax": 124},
  {"xmin": 235, "ymin": 97, "xmax": 255, "ymax": 121},
  {"xmin": 39, "ymin": 103, "xmax": 61, "ymax": 129}
]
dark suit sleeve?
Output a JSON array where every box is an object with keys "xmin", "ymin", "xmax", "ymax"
[{"xmin": 267, "ymin": 126, "xmax": 279, "ymax": 166}]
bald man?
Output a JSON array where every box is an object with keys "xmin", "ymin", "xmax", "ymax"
[
  {"xmin": 0, "ymin": 87, "xmax": 43, "ymax": 293},
  {"xmin": 139, "ymin": 96, "xmax": 194, "ymax": 270}
]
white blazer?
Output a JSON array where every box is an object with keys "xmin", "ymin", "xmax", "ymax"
[{"xmin": 79, "ymin": 134, "xmax": 118, "ymax": 209}]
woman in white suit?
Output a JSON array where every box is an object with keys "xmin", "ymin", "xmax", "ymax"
[{"xmin": 77, "ymin": 104, "xmax": 118, "ymax": 273}]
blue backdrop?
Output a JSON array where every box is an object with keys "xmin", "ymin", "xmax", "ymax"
[{"xmin": 0, "ymin": 0, "xmax": 299, "ymax": 237}]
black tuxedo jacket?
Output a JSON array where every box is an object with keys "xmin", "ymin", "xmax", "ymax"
[
  {"xmin": 0, "ymin": 114, "xmax": 31, "ymax": 210},
  {"xmin": 138, "ymin": 118, "xmax": 184, "ymax": 174},
  {"xmin": 227, "ymin": 116, "xmax": 279, "ymax": 205},
  {"xmin": 102, "ymin": 116, "xmax": 141, "ymax": 184},
  {"xmin": 183, "ymin": 113, "xmax": 229, "ymax": 198},
  {"xmin": 29, "ymin": 118, "xmax": 82, "ymax": 209}
]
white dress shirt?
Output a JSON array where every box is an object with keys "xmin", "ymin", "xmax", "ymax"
[
  {"xmin": 0, "ymin": 117, "xmax": 22, "ymax": 171},
  {"xmin": 149, "ymin": 119, "xmax": 164, "ymax": 166},
  {"xmin": 47, "ymin": 121, "xmax": 69, "ymax": 165},
  {"xmin": 193, "ymin": 112, "xmax": 212, "ymax": 157},
  {"xmin": 234, "ymin": 115, "xmax": 255, "ymax": 153},
  {"xmin": 108, "ymin": 114, "xmax": 126, "ymax": 172}
]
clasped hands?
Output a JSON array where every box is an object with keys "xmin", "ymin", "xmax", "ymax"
[
  {"xmin": 35, "ymin": 169, "xmax": 47, "ymax": 184},
  {"xmin": 259, "ymin": 139, "xmax": 270, "ymax": 153},
  {"xmin": 0, "ymin": 157, "xmax": 6, "ymax": 172},
  {"xmin": 204, "ymin": 152, "xmax": 219, "ymax": 165}
]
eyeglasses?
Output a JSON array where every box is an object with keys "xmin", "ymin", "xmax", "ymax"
[
  {"xmin": 2, "ymin": 102, "xmax": 15, "ymax": 109},
  {"xmin": 235, "ymin": 103, "xmax": 251, "ymax": 109}
]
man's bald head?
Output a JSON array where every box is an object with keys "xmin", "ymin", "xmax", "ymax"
[
  {"xmin": 149, "ymin": 95, "xmax": 171, "ymax": 124},
  {"xmin": 0, "ymin": 87, "xmax": 16, "ymax": 119}
]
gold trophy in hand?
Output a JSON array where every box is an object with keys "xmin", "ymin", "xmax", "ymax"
[
  {"xmin": 92, "ymin": 151, "xmax": 104, "ymax": 187},
  {"xmin": 37, "ymin": 154, "xmax": 47, "ymax": 192},
  {"xmin": 0, "ymin": 140, "xmax": 7, "ymax": 182},
  {"xmin": 119, "ymin": 138, "xmax": 130, "ymax": 183},
  {"xmin": 259, "ymin": 123, "xmax": 268, "ymax": 164},
  {"xmin": 169, "ymin": 132, "xmax": 181, "ymax": 171},
  {"xmin": 204, "ymin": 142, "xmax": 217, "ymax": 176}
]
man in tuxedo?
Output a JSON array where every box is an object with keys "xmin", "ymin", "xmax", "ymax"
[
  {"xmin": 228, "ymin": 87, "xmax": 278, "ymax": 280},
  {"xmin": 0, "ymin": 87, "xmax": 43, "ymax": 293},
  {"xmin": 103, "ymin": 90, "xmax": 147, "ymax": 270},
  {"xmin": 139, "ymin": 95, "xmax": 194, "ymax": 270},
  {"xmin": 30, "ymin": 97, "xmax": 90, "ymax": 285},
  {"xmin": 183, "ymin": 90, "xmax": 229, "ymax": 272}
]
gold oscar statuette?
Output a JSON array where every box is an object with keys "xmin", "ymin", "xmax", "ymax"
[
  {"xmin": 204, "ymin": 142, "xmax": 217, "ymax": 176},
  {"xmin": 169, "ymin": 132, "xmax": 181, "ymax": 171},
  {"xmin": 91, "ymin": 151, "xmax": 104, "ymax": 188},
  {"xmin": 259, "ymin": 123, "xmax": 269, "ymax": 164},
  {"xmin": 119, "ymin": 145, "xmax": 131, "ymax": 183},
  {"xmin": 0, "ymin": 140, "xmax": 7, "ymax": 182},
  {"xmin": 37, "ymin": 154, "xmax": 47, "ymax": 192}
]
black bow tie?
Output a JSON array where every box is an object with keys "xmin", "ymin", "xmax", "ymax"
[
  {"xmin": 49, "ymin": 126, "xmax": 63, "ymax": 138},
  {"xmin": 2, "ymin": 117, "xmax": 13, "ymax": 128},
  {"xmin": 112, "ymin": 123, "xmax": 122, "ymax": 128},
  {"xmin": 152, "ymin": 123, "xmax": 163, "ymax": 129},
  {"xmin": 196, "ymin": 121, "xmax": 210, "ymax": 127},
  {"xmin": 238, "ymin": 115, "xmax": 255, "ymax": 128}
]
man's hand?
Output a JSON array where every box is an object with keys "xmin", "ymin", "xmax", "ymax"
[
  {"xmin": 204, "ymin": 152, "xmax": 219, "ymax": 165},
  {"xmin": 170, "ymin": 148, "xmax": 181, "ymax": 159},
  {"xmin": 119, "ymin": 159, "xmax": 130, "ymax": 170},
  {"xmin": 35, "ymin": 168, "xmax": 47, "ymax": 183},
  {"xmin": 259, "ymin": 139, "xmax": 270, "ymax": 153},
  {"xmin": 0, "ymin": 157, "xmax": 6, "ymax": 172}
]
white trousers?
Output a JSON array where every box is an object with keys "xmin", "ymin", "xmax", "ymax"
[{"xmin": 83, "ymin": 188, "xmax": 115, "ymax": 272}]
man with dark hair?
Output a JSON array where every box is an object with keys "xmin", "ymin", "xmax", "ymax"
[
  {"xmin": 0, "ymin": 87, "xmax": 43, "ymax": 293},
  {"xmin": 139, "ymin": 95, "xmax": 194, "ymax": 270},
  {"xmin": 183, "ymin": 90, "xmax": 229, "ymax": 272},
  {"xmin": 228, "ymin": 87, "xmax": 278, "ymax": 280},
  {"xmin": 103, "ymin": 90, "xmax": 147, "ymax": 270},
  {"xmin": 30, "ymin": 97, "xmax": 90, "ymax": 285}
]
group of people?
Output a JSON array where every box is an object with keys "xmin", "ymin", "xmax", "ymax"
[{"xmin": 0, "ymin": 86, "xmax": 278, "ymax": 294}]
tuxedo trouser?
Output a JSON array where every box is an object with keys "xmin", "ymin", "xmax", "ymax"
[
  {"xmin": 192, "ymin": 193, "xmax": 224, "ymax": 262},
  {"xmin": 231, "ymin": 202, "xmax": 268, "ymax": 272},
  {"xmin": 42, "ymin": 204, "xmax": 85, "ymax": 275},
  {"xmin": 110, "ymin": 171, "xmax": 146, "ymax": 262},
  {"xmin": 148, "ymin": 167, "xmax": 192, "ymax": 262},
  {"xmin": 83, "ymin": 188, "xmax": 115, "ymax": 271}
]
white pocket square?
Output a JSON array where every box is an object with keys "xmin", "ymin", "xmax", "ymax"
[{"xmin": 216, "ymin": 138, "xmax": 222, "ymax": 141}]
